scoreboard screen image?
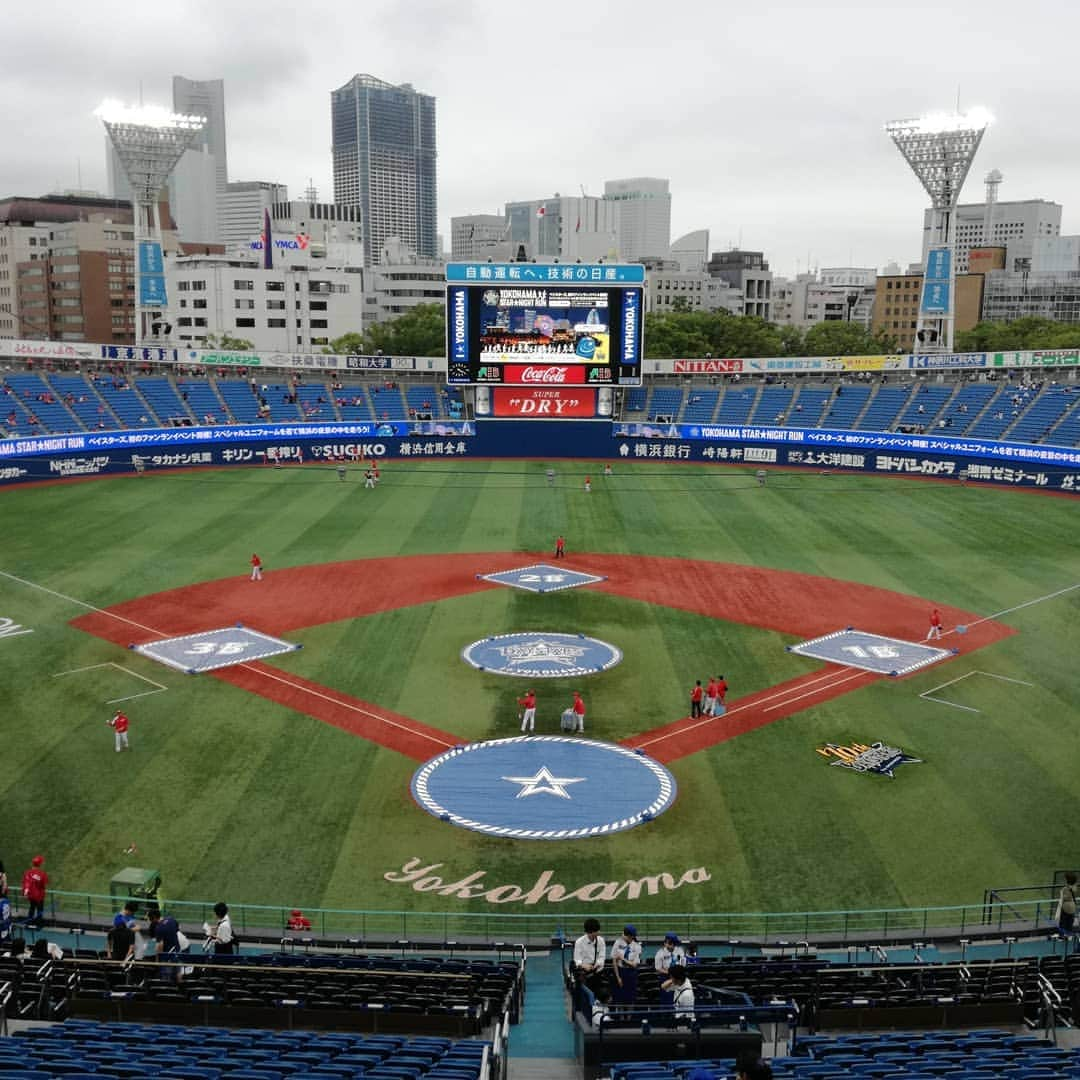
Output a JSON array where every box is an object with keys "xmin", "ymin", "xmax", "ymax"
[{"xmin": 446, "ymin": 264, "xmax": 644, "ymax": 386}]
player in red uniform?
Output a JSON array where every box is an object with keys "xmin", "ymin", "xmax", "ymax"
[
  {"xmin": 690, "ymin": 680, "xmax": 704, "ymax": 718},
  {"xmin": 716, "ymin": 675, "xmax": 729, "ymax": 707},
  {"xmin": 555, "ymin": 535, "xmax": 566, "ymax": 559},
  {"xmin": 108, "ymin": 710, "xmax": 130, "ymax": 752},
  {"xmin": 250, "ymin": 554, "xmax": 263, "ymax": 581},
  {"xmin": 571, "ymin": 691, "xmax": 586, "ymax": 733},
  {"xmin": 927, "ymin": 609, "xmax": 943, "ymax": 640},
  {"xmin": 518, "ymin": 689, "xmax": 537, "ymax": 733}
]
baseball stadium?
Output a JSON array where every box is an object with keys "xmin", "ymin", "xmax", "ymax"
[{"xmin": 2, "ymin": 292, "xmax": 1080, "ymax": 1078}]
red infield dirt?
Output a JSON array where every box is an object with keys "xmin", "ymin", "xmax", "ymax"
[{"xmin": 71, "ymin": 554, "xmax": 1013, "ymax": 764}]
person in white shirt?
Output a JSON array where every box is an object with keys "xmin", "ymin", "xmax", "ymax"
[
  {"xmin": 654, "ymin": 931, "xmax": 685, "ymax": 973},
  {"xmin": 611, "ymin": 924, "xmax": 642, "ymax": 1004},
  {"xmin": 572, "ymin": 917, "xmax": 606, "ymax": 1014},
  {"xmin": 204, "ymin": 901, "xmax": 236, "ymax": 955},
  {"xmin": 655, "ymin": 932, "xmax": 686, "ymax": 1008},
  {"xmin": 662, "ymin": 964, "xmax": 695, "ymax": 1024}
]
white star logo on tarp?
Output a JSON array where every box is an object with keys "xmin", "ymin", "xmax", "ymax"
[{"xmin": 500, "ymin": 766, "xmax": 586, "ymax": 800}]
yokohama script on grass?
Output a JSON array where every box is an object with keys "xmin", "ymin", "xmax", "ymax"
[{"xmin": 384, "ymin": 858, "xmax": 711, "ymax": 905}]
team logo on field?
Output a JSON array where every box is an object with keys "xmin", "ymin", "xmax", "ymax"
[
  {"xmin": 411, "ymin": 736, "xmax": 677, "ymax": 839},
  {"xmin": 462, "ymin": 632, "xmax": 622, "ymax": 678},
  {"xmin": 816, "ymin": 740, "xmax": 923, "ymax": 779}
]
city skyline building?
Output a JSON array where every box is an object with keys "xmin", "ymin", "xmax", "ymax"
[
  {"xmin": 220, "ymin": 180, "xmax": 288, "ymax": 250},
  {"xmin": 923, "ymin": 197, "xmax": 1061, "ymax": 274},
  {"xmin": 331, "ymin": 74, "xmax": 438, "ymax": 266},
  {"xmin": 602, "ymin": 177, "xmax": 671, "ymax": 262},
  {"xmin": 504, "ymin": 194, "xmax": 621, "ymax": 262}
]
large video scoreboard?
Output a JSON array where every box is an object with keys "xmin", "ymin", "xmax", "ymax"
[{"xmin": 446, "ymin": 263, "xmax": 645, "ymax": 386}]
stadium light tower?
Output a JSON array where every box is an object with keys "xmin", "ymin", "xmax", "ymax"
[
  {"xmin": 886, "ymin": 108, "xmax": 992, "ymax": 352},
  {"xmin": 96, "ymin": 100, "xmax": 206, "ymax": 348}
]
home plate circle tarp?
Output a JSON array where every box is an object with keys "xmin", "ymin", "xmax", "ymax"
[
  {"xmin": 461, "ymin": 632, "xmax": 623, "ymax": 678},
  {"xmin": 411, "ymin": 736, "xmax": 677, "ymax": 840}
]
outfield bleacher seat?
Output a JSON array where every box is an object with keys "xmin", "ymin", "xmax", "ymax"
[
  {"xmin": 647, "ymin": 386, "xmax": 683, "ymax": 421},
  {"xmin": 937, "ymin": 383, "xmax": 997, "ymax": 435},
  {"xmin": 94, "ymin": 377, "xmax": 152, "ymax": 429},
  {"xmin": 371, "ymin": 384, "xmax": 408, "ymax": 421},
  {"xmin": 1046, "ymin": 393, "xmax": 1080, "ymax": 446},
  {"xmin": 336, "ymin": 383, "xmax": 374, "ymax": 421},
  {"xmin": 44, "ymin": 374, "xmax": 108, "ymax": 432},
  {"xmin": 405, "ymin": 384, "xmax": 443, "ymax": 418},
  {"xmin": 1007, "ymin": 386, "xmax": 1075, "ymax": 443},
  {"xmin": 896, "ymin": 384, "xmax": 951, "ymax": 429},
  {"xmin": 137, "ymin": 377, "xmax": 192, "ymax": 427},
  {"xmin": 752, "ymin": 386, "xmax": 794, "ymax": 425},
  {"xmin": 682, "ymin": 387, "xmax": 719, "ymax": 422},
  {"xmin": 855, "ymin": 385, "xmax": 912, "ymax": 430},
  {"xmin": 295, "ymin": 383, "xmax": 335, "ymax": 422},
  {"xmin": 3, "ymin": 372, "xmax": 84, "ymax": 434},
  {"xmin": 716, "ymin": 386, "xmax": 757, "ymax": 424},
  {"xmin": 822, "ymin": 384, "xmax": 871, "ymax": 427},
  {"xmin": 624, "ymin": 386, "xmax": 648, "ymax": 413},
  {"xmin": 790, "ymin": 386, "xmax": 832, "ymax": 426},
  {"xmin": 214, "ymin": 380, "xmax": 264, "ymax": 423},
  {"xmin": 180, "ymin": 379, "xmax": 230, "ymax": 424}
]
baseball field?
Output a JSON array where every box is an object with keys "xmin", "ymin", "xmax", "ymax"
[{"xmin": 1, "ymin": 461, "xmax": 1077, "ymax": 923}]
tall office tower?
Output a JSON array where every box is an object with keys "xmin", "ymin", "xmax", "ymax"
[
  {"xmin": 603, "ymin": 178, "xmax": 671, "ymax": 262},
  {"xmin": 172, "ymin": 76, "xmax": 228, "ymax": 196},
  {"xmin": 331, "ymin": 74, "xmax": 437, "ymax": 266}
]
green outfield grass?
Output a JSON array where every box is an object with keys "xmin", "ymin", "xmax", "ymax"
[{"xmin": 1, "ymin": 461, "xmax": 1078, "ymax": 918}]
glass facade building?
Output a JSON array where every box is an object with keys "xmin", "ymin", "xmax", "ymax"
[{"xmin": 331, "ymin": 74, "xmax": 437, "ymax": 266}]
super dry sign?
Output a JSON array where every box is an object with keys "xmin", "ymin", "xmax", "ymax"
[{"xmin": 492, "ymin": 388, "xmax": 597, "ymax": 418}]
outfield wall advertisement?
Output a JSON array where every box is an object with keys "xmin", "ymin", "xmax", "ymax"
[
  {"xmin": 4, "ymin": 334, "xmax": 1080, "ymax": 374},
  {"xmin": 2, "ymin": 419, "xmax": 1080, "ymax": 494}
]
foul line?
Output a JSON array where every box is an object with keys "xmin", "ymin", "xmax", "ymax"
[
  {"xmin": 633, "ymin": 666, "xmax": 875, "ymax": 751},
  {"xmin": 0, "ymin": 569, "xmax": 167, "ymax": 638},
  {"xmin": 944, "ymin": 581, "xmax": 1080, "ymax": 638},
  {"xmin": 232, "ymin": 663, "xmax": 458, "ymax": 751},
  {"xmin": 52, "ymin": 661, "xmax": 168, "ymax": 705},
  {"xmin": 3, "ymin": 567, "xmax": 453, "ymax": 751},
  {"xmin": 920, "ymin": 669, "xmax": 1036, "ymax": 714}
]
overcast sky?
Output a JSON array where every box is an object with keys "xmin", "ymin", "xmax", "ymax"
[{"xmin": 2, "ymin": 0, "xmax": 1076, "ymax": 277}]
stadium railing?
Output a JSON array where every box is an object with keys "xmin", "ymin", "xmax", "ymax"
[{"xmin": 32, "ymin": 889, "xmax": 1062, "ymax": 948}]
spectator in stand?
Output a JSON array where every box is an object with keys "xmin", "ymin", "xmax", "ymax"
[
  {"xmin": 21, "ymin": 855, "xmax": 48, "ymax": 927},
  {"xmin": 735, "ymin": 1058, "xmax": 774, "ymax": 1080},
  {"xmin": 0, "ymin": 892, "xmax": 11, "ymax": 942},
  {"xmin": 0, "ymin": 858, "xmax": 7, "ymax": 898},
  {"xmin": 611, "ymin": 924, "xmax": 642, "ymax": 1004},
  {"xmin": 204, "ymin": 901, "xmax": 236, "ymax": 955},
  {"xmin": 107, "ymin": 916, "xmax": 136, "ymax": 962},
  {"xmin": 1058, "ymin": 872, "xmax": 1078, "ymax": 941},
  {"xmin": 662, "ymin": 964, "xmax": 695, "ymax": 1023},
  {"xmin": 572, "ymin": 917, "xmax": 606, "ymax": 1006},
  {"xmin": 287, "ymin": 909, "xmax": 312, "ymax": 931}
]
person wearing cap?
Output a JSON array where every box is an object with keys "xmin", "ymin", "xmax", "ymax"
[
  {"xmin": 108, "ymin": 710, "xmax": 130, "ymax": 752},
  {"xmin": 654, "ymin": 931, "xmax": 686, "ymax": 974},
  {"xmin": 21, "ymin": 856, "xmax": 48, "ymax": 927},
  {"xmin": 571, "ymin": 691, "xmax": 586, "ymax": 733},
  {"xmin": 655, "ymin": 931, "xmax": 686, "ymax": 1009},
  {"xmin": 518, "ymin": 689, "xmax": 537, "ymax": 733},
  {"xmin": 611, "ymin": 924, "xmax": 642, "ymax": 1004}
]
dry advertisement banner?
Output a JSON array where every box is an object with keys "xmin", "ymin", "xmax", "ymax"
[
  {"xmin": 673, "ymin": 359, "xmax": 745, "ymax": 374},
  {"xmin": 492, "ymin": 387, "xmax": 597, "ymax": 417}
]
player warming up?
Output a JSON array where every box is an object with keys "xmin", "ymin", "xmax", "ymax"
[
  {"xmin": 555, "ymin": 535, "xmax": 566, "ymax": 559},
  {"xmin": 108, "ymin": 710, "xmax": 130, "ymax": 752},
  {"xmin": 250, "ymin": 554, "xmax": 263, "ymax": 581},
  {"xmin": 518, "ymin": 689, "xmax": 537, "ymax": 733},
  {"xmin": 926, "ymin": 608, "xmax": 943, "ymax": 640}
]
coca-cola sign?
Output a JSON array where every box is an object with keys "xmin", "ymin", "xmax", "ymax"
[
  {"xmin": 505, "ymin": 364, "xmax": 586, "ymax": 385},
  {"xmin": 492, "ymin": 388, "xmax": 597, "ymax": 418}
]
